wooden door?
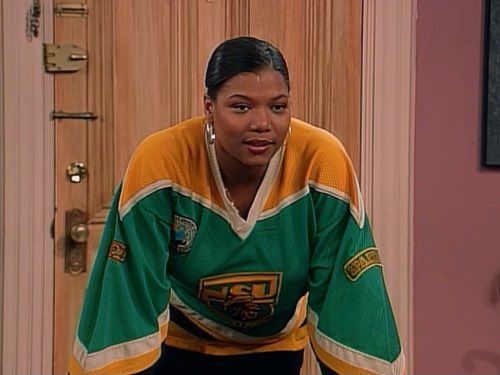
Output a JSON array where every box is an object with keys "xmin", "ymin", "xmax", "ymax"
[{"xmin": 53, "ymin": 1, "xmax": 361, "ymax": 374}]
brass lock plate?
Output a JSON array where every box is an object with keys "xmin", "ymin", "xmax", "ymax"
[
  {"xmin": 44, "ymin": 44, "xmax": 88, "ymax": 73},
  {"xmin": 66, "ymin": 162, "xmax": 88, "ymax": 183},
  {"xmin": 65, "ymin": 209, "xmax": 88, "ymax": 275}
]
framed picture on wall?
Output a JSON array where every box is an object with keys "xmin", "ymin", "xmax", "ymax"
[{"xmin": 484, "ymin": 0, "xmax": 500, "ymax": 166}]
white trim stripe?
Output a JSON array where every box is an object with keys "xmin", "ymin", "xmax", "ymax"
[
  {"xmin": 119, "ymin": 180, "xmax": 173, "ymax": 219},
  {"xmin": 73, "ymin": 308, "xmax": 170, "ymax": 372},
  {"xmin": 307, "ymin": 308, "xmax": 405, "ymax": 374},
  {"xmin": 205, "ymin": 136, "xmax": 285, "ymax": 240},
  {"xmin": 118, "ymin": 180, "xmax": 229, "ymax": 222},
  {"xmin": 169, "ymin": 290, "xmax": 307, "ymax": 345},
  {"xmin": 171, "ymin": 184, "xmax": 228, "ymax": 221},
  {"xmin": 259, "ymin": 185, "xmax": 310, "ymax": 220},
  {"xmin": 309, "ymin": 181, "xmax": 366, "ymax": 228},
  {"xmin": 118, "ymin": 176, "xmax": 365, "ymax": 231}
]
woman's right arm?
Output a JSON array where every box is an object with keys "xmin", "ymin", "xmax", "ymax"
[{"xmin": 68, "ymin": 182, "xmax": 172, "ymax": 375}]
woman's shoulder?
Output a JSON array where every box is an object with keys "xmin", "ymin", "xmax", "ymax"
[
  {"xmin": 287, "ymin": 118, "xmax": 361, "ymax": 219},
  {"xmin": 288, "ymin": 118, "xmax": 351, "ymax": 167},
  {"xmin": 118, "ymin": 117, "xmax": 207, "ymax": 212},
  {"xmin": 134, "ymin": 116, "xmax": 205, "ymax": 158}
]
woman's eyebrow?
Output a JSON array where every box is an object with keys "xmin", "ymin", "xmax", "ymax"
[
  {"xmin": 227, "ymin": 94, "xmax": 252, "ymax": 100},
  {"xmin": 227, "ymin": 94, "xmax": 289, "ymax": 100}
]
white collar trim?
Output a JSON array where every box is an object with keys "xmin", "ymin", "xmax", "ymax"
[{"xmin": 205, "ymin": 136, "xmax": 283, "ymax": 240}]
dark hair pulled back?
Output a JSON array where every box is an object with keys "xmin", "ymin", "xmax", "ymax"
[{"xmin": 205, "ymin": 36, "xmax": 290, "ymax": 99}]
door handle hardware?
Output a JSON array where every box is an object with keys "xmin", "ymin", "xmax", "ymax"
[
  {"xmin": 44, "ymin": 44, "xmax": 88, "ymax": 72},
  {"xmin": 51, "ymin": 111, "xmax": 98, "ymax": 120},
  {"xmin": 70, "ymin": 224, "xmax": 89, "ymax": 243},
  {"xmin": 55, "ymin": 3, "xmax": 88, "ymax": 17},
  {"xmin": 66, "ymin": 162, "xmax": 88, "ymax": 183},
  {"xmin": 65, "ymin": 209, "xmax": 88, "ymax": 275}
]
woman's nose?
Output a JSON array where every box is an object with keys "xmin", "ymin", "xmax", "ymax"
[{"xmin": 249, "ymin": 107, "xmax": 271, "ymax": 132}]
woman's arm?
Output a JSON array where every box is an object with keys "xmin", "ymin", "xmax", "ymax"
[{"xmin": 68, "ymin": 184, "xmax": 172, "ymax": 375}]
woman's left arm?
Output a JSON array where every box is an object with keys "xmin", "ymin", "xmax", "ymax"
[{"xmin": 307, "ymin": 148, "xmax": 405, "ymax": 375}]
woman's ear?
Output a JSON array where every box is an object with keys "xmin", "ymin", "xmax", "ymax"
[{"xmin": 203, "ymin": 94, "xmax": 214, "ymax": 123}]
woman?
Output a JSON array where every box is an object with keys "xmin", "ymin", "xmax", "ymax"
[{"xmin": 69, "ymin": 37, "xmax": 405, "ymax": 375}]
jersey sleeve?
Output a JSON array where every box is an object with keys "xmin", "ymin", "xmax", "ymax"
[
  {"xmin": 307, "ymin": 154, "xmax": 405, "ymax": 375},
  {"xmin": 69, "ymin": 183, "xmax": 172, "ymax": 375}
]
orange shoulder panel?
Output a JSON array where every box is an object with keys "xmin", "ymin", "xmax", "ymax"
[
  {"xmin": 263, "ymin": 118, "xmax": 360, "ymax": 213},
  {"xmin": 119, "ymin": 117, "xmax": 223, "ymax": 210}
]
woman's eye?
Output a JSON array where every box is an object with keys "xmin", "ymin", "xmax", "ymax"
[
  {"xmin": 233, "ymin": 104, "xmax": 250, "ymax": 112},
  {"xmin": 271, "ymin": 104, "xmax": 288, "ymax": 113}
]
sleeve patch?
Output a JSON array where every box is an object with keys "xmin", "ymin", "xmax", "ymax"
[
  {"xmin": 344, "ymin": 247, "xmax": 382, "ymax": 281},
  {"xmin": 108, "ymin": 241, "xmax": 127, "ymax": 262}
]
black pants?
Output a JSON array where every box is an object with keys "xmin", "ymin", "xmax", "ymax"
[{"xmin": 137, "ymin": 344, "xmax": 304, "ymax": 375}]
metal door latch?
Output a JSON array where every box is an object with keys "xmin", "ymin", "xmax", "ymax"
[
  {"xmin": 51, "ymin": 111, "xmax": 99, "ymax": 120},
  {"xmin": 44, "ymin": 44, "xmax": 88, "ymax": 72},
  {"xmin": 55, "ymin": 3, "xmax": 88, "ymax": 17},
  {"xmin": 65, "ymin": 209, "xmax": 88, "ymax": 275}
]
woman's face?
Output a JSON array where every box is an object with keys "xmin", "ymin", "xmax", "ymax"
[{"xmin": 204, "ymin": 67, "xmax": 291, "ymax": 168}]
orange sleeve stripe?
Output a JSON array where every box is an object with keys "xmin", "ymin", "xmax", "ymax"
[
  {"xmin": 68, "ymin": 348, "xmax": 160, "ymax": 375},
  {"xmin": 307, "ymin": 325, "xmax": 376, "ymax": 375},
  {"xmin": 69, "ymin": 320, "xmax": 169, "ymax": 375}
]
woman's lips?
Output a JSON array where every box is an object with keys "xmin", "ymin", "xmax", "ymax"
[{"xmin": 243, "ymin": 140, "xmax": 274, "ymax": 155}]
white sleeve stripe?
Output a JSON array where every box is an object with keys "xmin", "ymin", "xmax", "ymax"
[
  {"xmin": 307, "ymin": 307, "xmax": 405, "ymax": 374},
  {"xmin": 73, "ymin": 307, "xmax": 169, "ymax": 372}
]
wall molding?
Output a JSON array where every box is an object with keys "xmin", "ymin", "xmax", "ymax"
[
  {"xmin": 0, "ymin": 1, "xmax": 54, "ymax": 374},
  {"xmin": 361, "ymin": 0, "xmax": 416, "ymax": 373}
]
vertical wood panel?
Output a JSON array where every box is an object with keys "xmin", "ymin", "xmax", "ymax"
[
  {"xmin": 88, "ymin": 0, "xmax": 115, "ymax": 219},
  {"xmin": 53, "ymin": 0, "xmax": 89, "ymax": 373},
  {"xmin": 112, "ymin": 1, "xmax": 199, "ymax": 183},
  {"xmin": 248, "ymin": 0, "xmax": 361, "ymax": 172},
  {"xmin": 196, "ymin": 0, "xmax": 226, "ymax": 111},
  {"xmin": 0, "ymin": 0, "xmax": 5, "ymax": 371}
]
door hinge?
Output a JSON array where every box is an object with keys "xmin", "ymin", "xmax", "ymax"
[
  {"xmin": 54, "ymin": 3, "xmax": 88, "ymax": 17},
  {"xmin": 43, "ymin": 44, "xmax": 87, "ymax": 73}
]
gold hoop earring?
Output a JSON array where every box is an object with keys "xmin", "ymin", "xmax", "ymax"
[{"xmin": 205, "ymin": 122, "xmax": 216, "ymax": 145}]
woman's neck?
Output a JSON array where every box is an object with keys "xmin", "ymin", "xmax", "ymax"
[{"xmin": 215, "ymin": 143, "xmax": 267, "ymax": 189}]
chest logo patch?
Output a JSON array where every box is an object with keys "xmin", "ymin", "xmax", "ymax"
[
  {"xmin": 171, "ymin": 215, "xmax": 197, "ymax": 253},
  {"xmin": 108, "ymin": 241, "xmax": 126, "ymax": 262},
  {"xmin": 198, "ymin": 272, "xmax": 282, "ymax": 329},
  {"xmin": 344, "ymin": 247, "xmax": 382, "ymax": 281}
]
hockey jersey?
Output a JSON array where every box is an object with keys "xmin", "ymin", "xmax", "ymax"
[{"xmin": 69, "ymin": 116, "xmax": 405, "ymax": 375}]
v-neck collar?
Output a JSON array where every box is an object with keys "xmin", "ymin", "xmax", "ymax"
[{"xmin": 205, "ymin": 135, "xmax": 284, "ymax": 240}]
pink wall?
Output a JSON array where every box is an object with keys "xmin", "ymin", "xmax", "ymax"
[{"xmin": 415, "ymin": 1, "xmax": 500, "ymax": 374}]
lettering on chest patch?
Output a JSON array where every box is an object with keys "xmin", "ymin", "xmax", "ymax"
[
  {"xmin": 344, "ymin": 247, "xmax": 382, "ymax": 281},
  {"xmin": 108, "ymin": 241, "xmax": 126, "ymax": 262},
  {"xmin": 198, "ymin": 272, "xmax": 282, "ymax": 329},
  {"xmin": 170, "ymin": 215, "xmax": 197, "ymax": 253}
]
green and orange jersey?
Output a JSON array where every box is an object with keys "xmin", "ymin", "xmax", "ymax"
[{"xmin": 69, "ymin": 117, "xmax": 405, "ymax": 375}]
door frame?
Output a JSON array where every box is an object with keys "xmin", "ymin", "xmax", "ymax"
[
  {"xmin": 0, "ymin": 0, "xmax": 416, "ymax": 374},
  {"xmin": 0, "ymin": 0, "xmax": 54, "ymax": 374}
]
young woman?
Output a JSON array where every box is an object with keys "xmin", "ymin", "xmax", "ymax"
[{"xmin": 69, "ymin": 37, "xmax": 405, "ymax": 375}]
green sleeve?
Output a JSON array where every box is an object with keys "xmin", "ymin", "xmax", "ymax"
[
  {"xmin": 70, "ymin": 184, "xmax": 171, "ymax": 375},
  {"xmin": 308, "ymin": 191, "xmax": 405, "ymax": 375}
]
